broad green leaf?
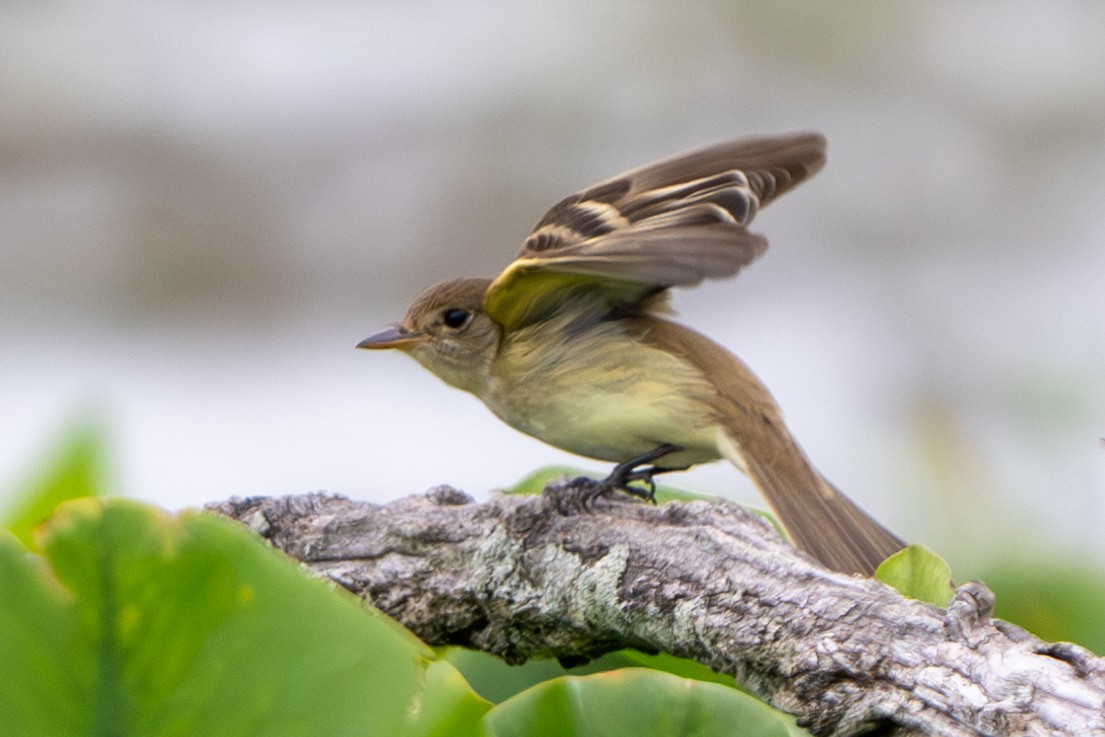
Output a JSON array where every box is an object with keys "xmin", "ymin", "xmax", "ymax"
[
  {"xmin": 416, "ymin": 661, "xmax": 493, "ymax": 737},
  {"xmin": 875, "ymin": 544, "xmax": 955, "ymax": 607},
  {"xmin": 0, "ymin": 498, "xmax": 489, "ymax": 737},
  {"xmin": 1, "ymin": 417, "xmax": 107, "ymax": 547},
  {"xmin": 485, "ymin": 669, "xmax": 809, "ymax": 737}
]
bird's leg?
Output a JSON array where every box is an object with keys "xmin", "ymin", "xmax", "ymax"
[{"xmin": 586, "ymin": 444, "xmax": 685, "ymax": 505}]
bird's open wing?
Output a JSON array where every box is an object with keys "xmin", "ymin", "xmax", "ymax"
[{"xmin": 483, "ymin": 132, "xmax": 827, "ymax": 329}]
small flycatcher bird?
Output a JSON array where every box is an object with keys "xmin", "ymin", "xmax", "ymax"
[{"xmin": 359, "ymin": 132, "xmax": 904, "ymax": 575}]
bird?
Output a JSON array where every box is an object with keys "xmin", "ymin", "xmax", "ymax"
[{"xmin": 358, "ymin": 132, "xmax": 905, "ymax": 575}]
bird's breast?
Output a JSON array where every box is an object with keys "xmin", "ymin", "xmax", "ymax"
[{"xmin": 483, "ymin": 317, "xmax": 723, "ymax": 467}]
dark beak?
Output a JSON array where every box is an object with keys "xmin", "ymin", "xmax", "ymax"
[{"xmin": 356, "ymin": 326, "xmax": 426, "ymax": 350}]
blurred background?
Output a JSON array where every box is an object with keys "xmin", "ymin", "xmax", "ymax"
[{"xmin": 2, "ymin": 1, "xmax": 1103, "ymax": 578}]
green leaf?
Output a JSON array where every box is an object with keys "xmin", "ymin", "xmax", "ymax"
[
  {"xmin": 0, "ymin": 498, "xmax": 489, "ymax": 737},
  {"xmin": 1, "ymin": 417, "xmax": 108, "ymax": 547},
  {"xmin": 485, "ymin": 669, "xmax": 809, "ymax": 737},
  {"xmin": 875, "ymin": 544, "xmax": 955, "ymax": 607}
]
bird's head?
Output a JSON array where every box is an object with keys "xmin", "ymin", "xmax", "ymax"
[{"xmin": 357, "ymin": 277, "xmax": 500, "ymax": 396}]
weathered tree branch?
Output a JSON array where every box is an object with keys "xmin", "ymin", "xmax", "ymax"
[{"xmin": 208, "ymin": 485, "xmax": 1105, "ymax": 737}]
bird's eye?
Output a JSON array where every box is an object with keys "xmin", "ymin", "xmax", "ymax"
[{"xmin": 442, "ymin": 308, "xmax": 471, "ymax": 329}]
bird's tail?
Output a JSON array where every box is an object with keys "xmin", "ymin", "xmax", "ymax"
[{"xmin": 720, "ymin": 433, "xmax": 905, "ymax": 576}]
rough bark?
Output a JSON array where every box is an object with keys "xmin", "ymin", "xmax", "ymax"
[{"xmin": 208, "ymin": 484, "xmax": 1105, "ymax": 737}]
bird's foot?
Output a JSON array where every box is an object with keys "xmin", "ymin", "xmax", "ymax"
[
  {"xmin": 597, "ymin": 443, "xmax": 683, "ymax": 504},
  {"xmin": 546, "ymin": 444, "xmax": 683, "ymax": 515}
]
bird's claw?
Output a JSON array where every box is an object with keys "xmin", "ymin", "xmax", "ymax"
[{"xmin": 546, "ymin": 445, "xmax": 683, "ymax": 515}]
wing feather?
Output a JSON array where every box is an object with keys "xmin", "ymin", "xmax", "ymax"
[{"xmin": 484, "ymin": 132, "xmax": 826, "ymax": 329}]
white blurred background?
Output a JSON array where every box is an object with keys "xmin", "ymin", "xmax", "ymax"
[{"xmin": 2, "ymin": 1, "xmax": 1103, "ymax": 573}]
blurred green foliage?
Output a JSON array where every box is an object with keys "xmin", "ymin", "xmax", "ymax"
[
  {"xmin": 439, "ymin": 648, "xmax": 738, "ymax": 706},
  {"xmin": 1, "ymin": 417, "xmax": 108, "ymax": 548},
  {"xmin": 982, "ymin": 561, "xmax": 1105, "ymax": 655}
]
